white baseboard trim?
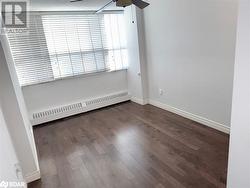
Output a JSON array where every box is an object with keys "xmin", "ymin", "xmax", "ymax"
[
  {"xmin": 131, "ymin": 97, "xmax": 148, "ymax": 105},
  {"xmin": 149, "ymin": 100, "xmax": 230, "ymax": 134},
  {"xmin": 25, "ymin": 170, "xmax": 41, "ymax": 183}
]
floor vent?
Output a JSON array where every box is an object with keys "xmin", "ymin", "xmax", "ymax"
[{"xmin": 31, "ymin": 91, "xmax": 130, "ymax": 125}]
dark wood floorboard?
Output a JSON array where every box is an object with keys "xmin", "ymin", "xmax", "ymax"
[{"xmin": 29, "ymin": 101, "xmax": 229, "ymax": 188}]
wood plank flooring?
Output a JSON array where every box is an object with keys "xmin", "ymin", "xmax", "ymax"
[{"xmin": 29, "ymin": 102, "xmax": 229, "ymax": 188}]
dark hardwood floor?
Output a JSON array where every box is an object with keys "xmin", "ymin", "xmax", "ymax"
[{"xmin": 29, "ymin": 101, "xmax": 229, "ymax": 188}]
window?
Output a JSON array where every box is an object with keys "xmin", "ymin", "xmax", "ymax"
[{"xmin": 7, "ymin": 12, "xmax": 128, "ymax": 86}]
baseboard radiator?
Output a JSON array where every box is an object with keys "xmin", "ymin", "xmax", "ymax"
[{"xmin": 31, "ymin": 91, "xmax": 130, "ymax": 126}]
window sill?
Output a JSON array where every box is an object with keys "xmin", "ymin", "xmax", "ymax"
[{"xmin": 21, "ymin": 68, "xmax": 128, "ymax": 88}]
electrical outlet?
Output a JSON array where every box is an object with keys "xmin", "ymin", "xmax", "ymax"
[
  {"xmin": 14, "ymin": 163, "xmax": 23, "ymax": 180},
  {"xmin": 159, "ymin": 89, "xmax": 164, "ymax": 96}
]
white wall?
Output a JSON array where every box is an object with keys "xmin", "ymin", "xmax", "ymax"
[
  {"xmin": 0, "ymin": 103, "xmax": 25, "ymax": 186},
  {"xmin": 227, "ymin": 0, "xmax": 250, "ymax": 187},
  {"xmin": 0, "ymin": 38, "xmax": 39, "ymax": 182},
  {"xmin": 125, "ymin": 6, "xmax": 148, "ymax": 105},
  {"xmin": 0, "ymin": 36, "xmax": 38, "ymax": 157},
  {"xmin": 22, "ymin": 70, "xmax": 128, "ymax": 113},
  {"xmin": 143, "ymin": 0, "xmax": 238, "ymax": 127}
]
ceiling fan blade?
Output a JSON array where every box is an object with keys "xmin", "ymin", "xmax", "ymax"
[
  {"xmin": 96, "ymin": 0, "xmax": 114, "ymax": 13},
  {"xmin": 70, "ymin": 0, "xmax": 83, "ymax": 3},
  {"xmin": 116, "ymin": 0, "xmax": 132, "ymax": 7},
  {"xmin": 132, "ymin": 0, "xmax": 149, "ymax": 9}
]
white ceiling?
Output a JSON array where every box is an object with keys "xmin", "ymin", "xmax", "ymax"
[{"xmin": 30, "ymin": 0, "xmax": 122, "ymax": 11}]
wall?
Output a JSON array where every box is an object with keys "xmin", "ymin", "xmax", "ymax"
[
  {"xmin": 125, "ymin": 6, "xmax": 148, "ymax": 105},
  {"xmin": 143, "ymin": 0, "xmax": 238, "ymax": 127},
  {"xmin": 22, "ymin": 70, "xmax": 128, "ymax": 113},
  {"xmin": 0, "ymin": 103, "xmax": 26, "ymax": 186},
  {"xmin": 0, "ymin": 38, "xmax": 39, "ymax": 182},
  {"xmin": 227, "ymin": 0, "xmax": 250, "ymax": 187},
  {"xmin": 0, "ymin": 36, "xmax": 38, "ymax": 157}
]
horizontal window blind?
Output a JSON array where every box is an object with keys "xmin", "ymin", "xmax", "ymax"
[
  {"xmin": 7, "ymin": 12, "xmax": 128, "ymax": 86},
  {"xmin": 7, "ymin": 15, "xmax": 54, "ymax": 85}
]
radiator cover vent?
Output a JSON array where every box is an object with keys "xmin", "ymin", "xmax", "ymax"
[
  {"xmin": 32, "ymin": 102, "xmax": 83, "ymax": 120},
  {"xmin": 85, "ymin": 92, "xmax": 128, "ymax": 106},
  {"xmin": 31, "ymin": 91, "xmax": 130, "ymax": 125}
]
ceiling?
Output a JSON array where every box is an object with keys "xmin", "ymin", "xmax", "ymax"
[{"xmin": 30, "ymin": 0, "xmax": 122, "ymax": 11}]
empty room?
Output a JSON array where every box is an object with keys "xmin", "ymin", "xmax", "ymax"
[{"xmin": 0, "ymin": 0, "xmax": 249, "ymax": 188}]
